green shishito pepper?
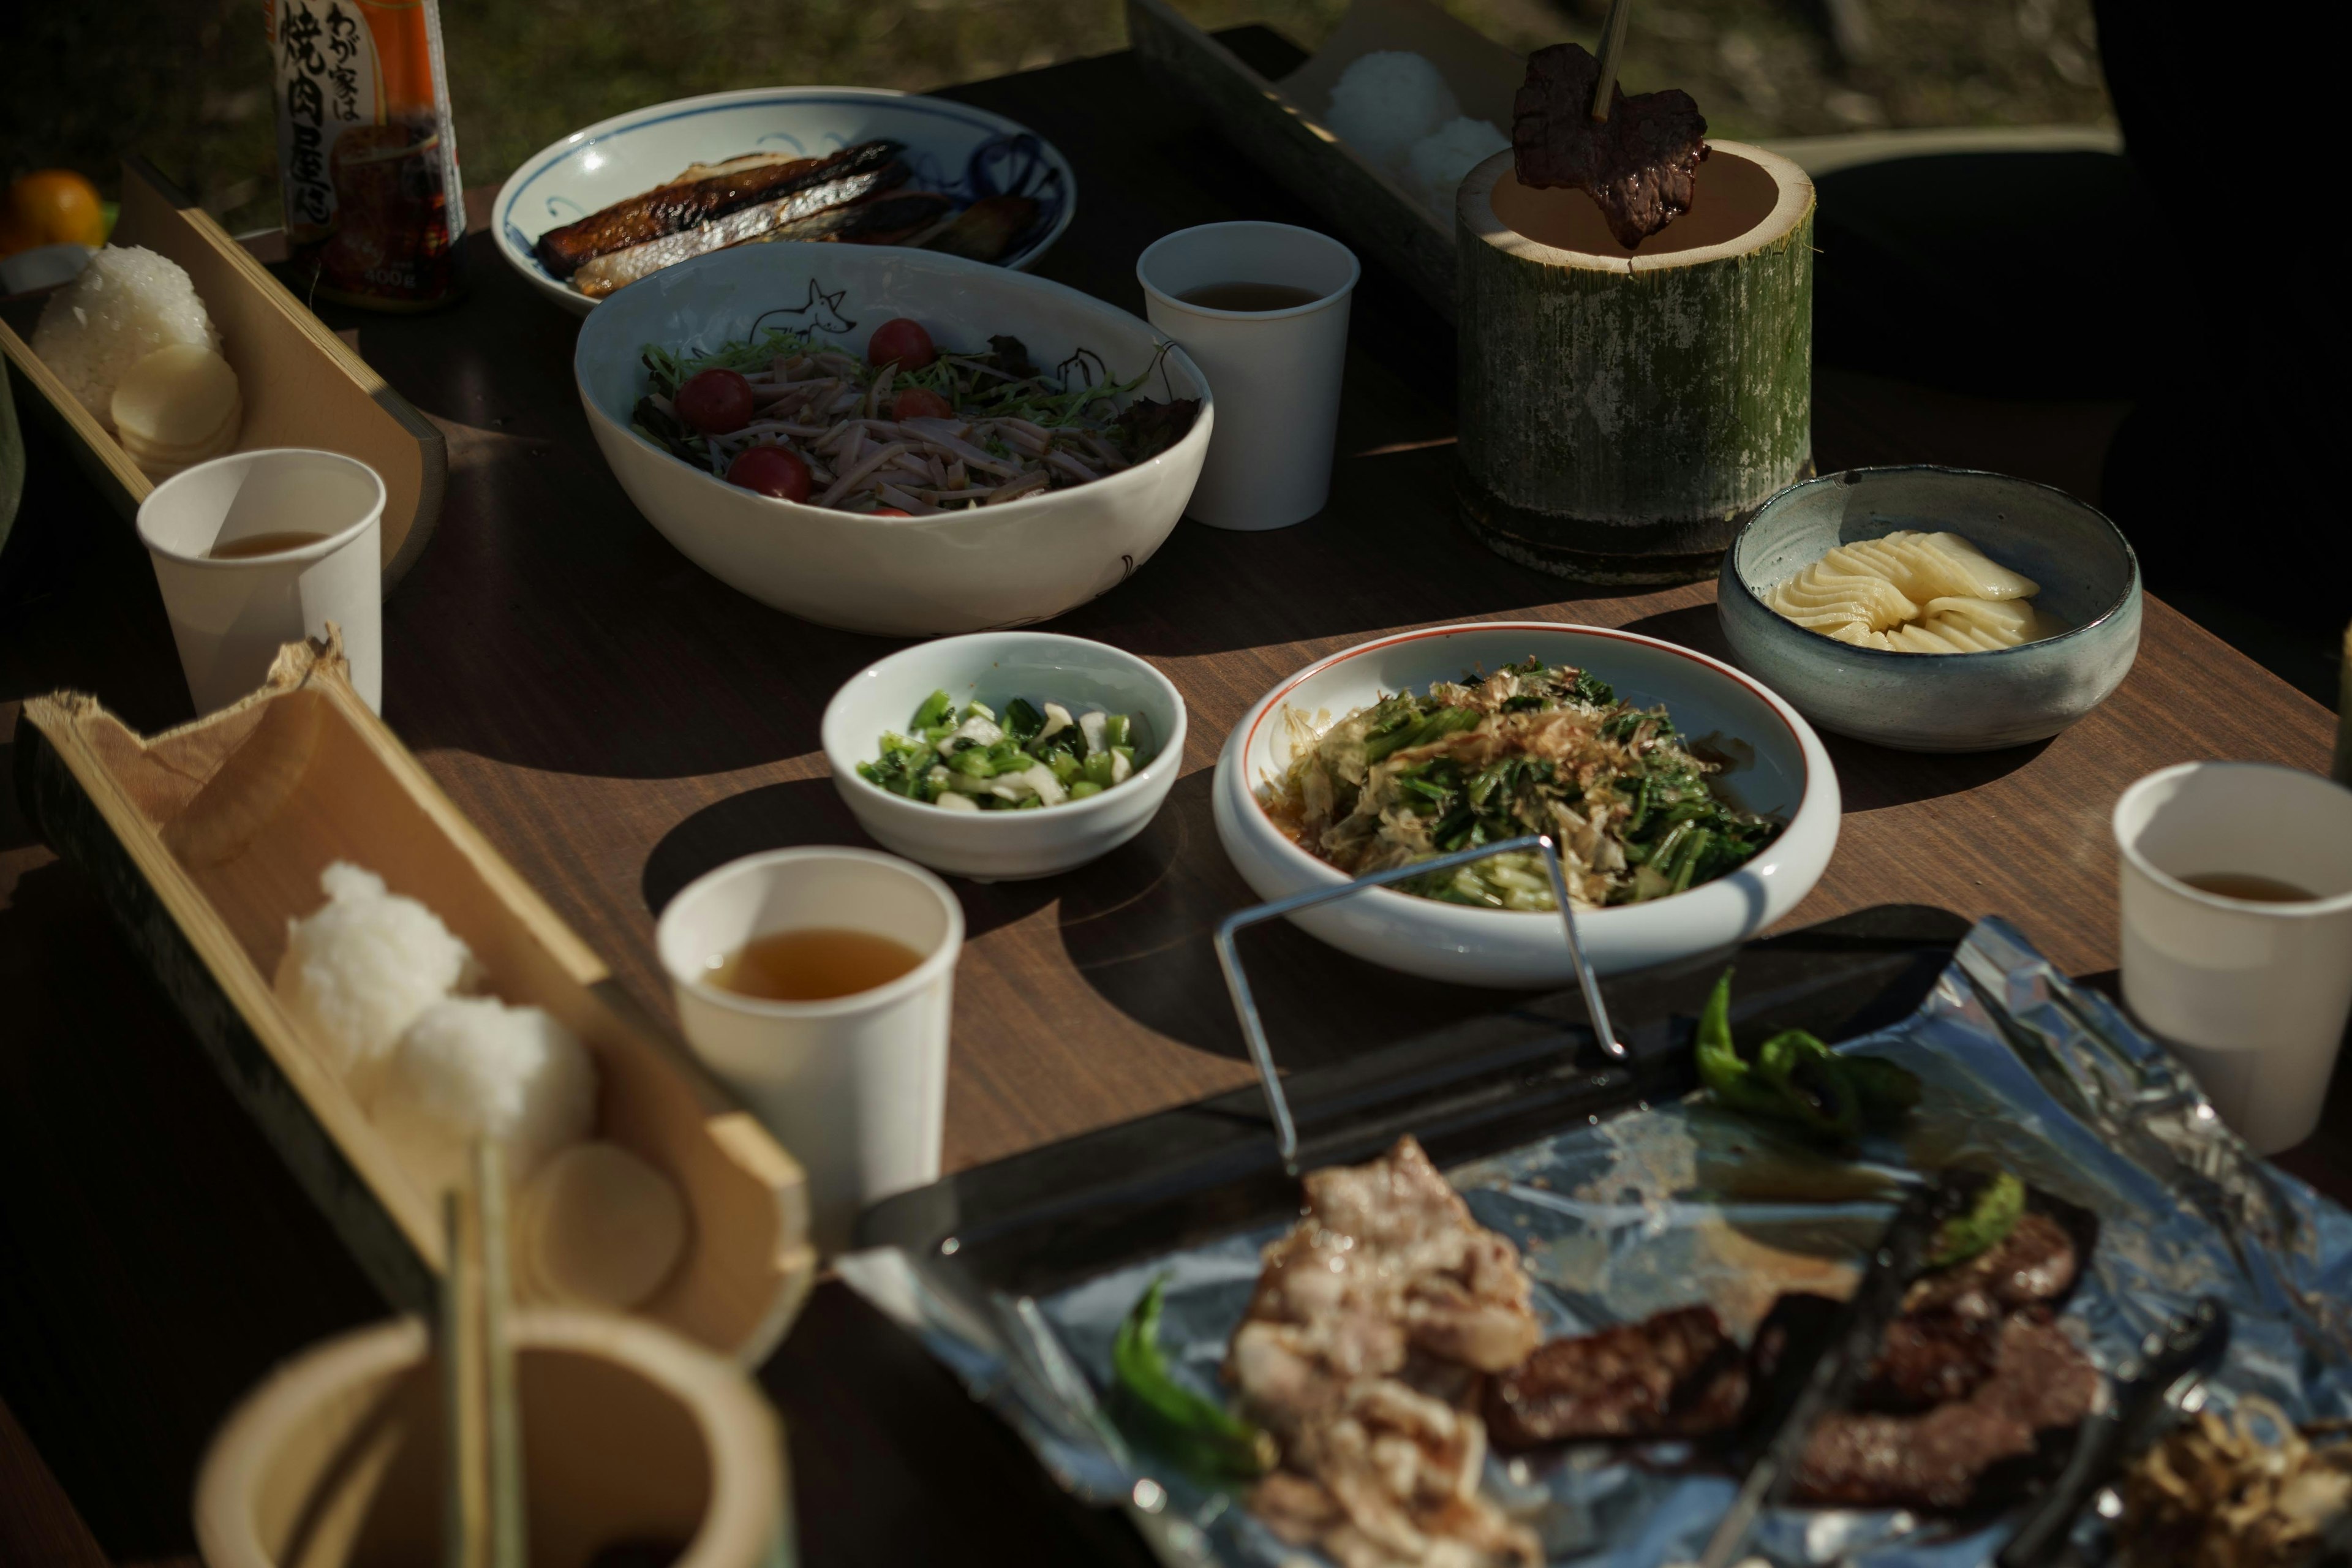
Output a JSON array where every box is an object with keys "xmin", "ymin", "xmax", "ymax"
[
  {"xmin": 1928, "ymin": 1169, "xmax": 2026, "ymax": 1269},
  {"xmin": 1694, "ymin": 968, "xmax": 1923, "ymax": 1144},
  {"xmin": 1110, "ymin": 1278, "xmax": 1274, "ymax": 1479}
]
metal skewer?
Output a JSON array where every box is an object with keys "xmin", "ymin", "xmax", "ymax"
[
  {"xmin": 1590, "ymin": 0, "xmax": 1636, "ymax": 119},
  {"xmin": 1213, "ymin": 833, "xmax": 1623, "ymax": 1170}
]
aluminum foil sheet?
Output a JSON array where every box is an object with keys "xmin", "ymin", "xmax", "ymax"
[{"xmin": 840, "ymin": 918, "xmax": 2352, "ymax": 1566}]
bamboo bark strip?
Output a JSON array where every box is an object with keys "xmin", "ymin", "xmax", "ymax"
[{"xmin": 1457, "ymin": 143, "xmax": 1815, "ymax": 584}]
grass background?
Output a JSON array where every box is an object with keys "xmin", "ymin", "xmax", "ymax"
[{"xmin": 1, "ymin": 0, "xmax": 2109, "ymax": 236}]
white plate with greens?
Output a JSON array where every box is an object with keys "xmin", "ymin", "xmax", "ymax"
[{"xmin": 1212, "ymin": 620, "xmax": 1841, "ymax": 986}]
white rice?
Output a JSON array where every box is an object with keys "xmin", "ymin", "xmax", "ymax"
[
  {"xmin": 1327, "ymin": 51, "xmax": 1461, "ymax": 175},
  {"xmin": 372, "ymin": 995, "xmax": 598, "ymax": 1199},
  {"xmin": 275, "ymin": 862, "xmax": 474, "ymax": 1093},
  {"xmin": 1404, "ymin": 116, "xmax": 1513, "ymax": 224},
  {"xmin": 29, "ymin": 245, "xmax": 221, "ymax": 432}
]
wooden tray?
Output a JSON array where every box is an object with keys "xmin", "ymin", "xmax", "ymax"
[
  {"xmin": 13, "ymin": 637, "xmax": 815, "ymax": 1365},
  {"xmin": 1128, "ymin": 0, "xmax": 1525, "ymax": 320},
  {"xmin": 0, "ymin": 158, "xmax": 445, "ymax": 592}
]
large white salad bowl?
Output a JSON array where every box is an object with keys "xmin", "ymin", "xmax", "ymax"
[
  {"xmin": 575, "ymin": 244, "xmax": 1212, "ymax": 637},
  {"xmin": 1212, "ymin": 622, "xmax": 1842, "ymax": 987},
  {"xmin": 495, "ymin": 86, "xmax": 1076, "ymax": 316}
]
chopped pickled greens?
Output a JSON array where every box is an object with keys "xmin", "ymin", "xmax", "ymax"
[
  {"xmin": 1263, "ymin": 658, "xmax": 1782, "ymax": 910},
  {"xmin": 857, "ymin": 687, "xmax": 1151, "ymax": 810}
]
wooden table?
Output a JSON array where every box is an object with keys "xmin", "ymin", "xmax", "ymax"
[{"xmin": 2, "ymin": 34, "xmax": 2343, "ymax": 1568}]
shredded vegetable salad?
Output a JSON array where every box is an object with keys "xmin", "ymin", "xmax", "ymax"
[
  {"xmin": 1262, "ymin": 658, "xmax": 1782, "ymax": 910},
  {"xmin": 631, "ymin": 315, "xmax": 1199, "ymax": 514}
]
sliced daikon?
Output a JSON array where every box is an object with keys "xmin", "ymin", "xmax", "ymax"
[
  {"xmin": 520, "ymin": 1141, "xmax": 690, "ymax": 1312},
  {"xmin": 111, "ymin": 344, "xmax": 241, "ymax": 450}
]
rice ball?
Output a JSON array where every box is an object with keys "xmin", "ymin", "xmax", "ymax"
[
  {"xmin": 1405, "ymin": 117, "xmax": 1512, "ymax": 224},
  {"xmin": 372, "ymin": 995, "xmax": 598, "ymax": 1200},
  {"xmin": 1327, "ymin": 51, "xmax": 1461, "ymax": 175},
  {"xmin": 276, "ymin": 862, "xmax": 473, "ymax": 1093},
  {"xmin": 30, "ymin": 245, "xmax": 222, "ymax": 432}
]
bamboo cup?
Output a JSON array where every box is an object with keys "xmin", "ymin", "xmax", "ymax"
[{"xmin": 193, "ymin": 1308, "xmax": 791, "ymax": 1568}]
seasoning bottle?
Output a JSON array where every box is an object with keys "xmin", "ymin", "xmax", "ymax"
[{"xmin": 266, "ymin": 0, "xmax": 465, "ymax": 311}]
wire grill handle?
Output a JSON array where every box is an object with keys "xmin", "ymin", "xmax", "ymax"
[{"xmin": 1212, "ymin": 833, "xmax": 1624, "ymax": 1169}]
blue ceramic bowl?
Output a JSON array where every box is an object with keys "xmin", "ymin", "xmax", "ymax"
[
  {"xmin": 1717, "ymin": 466, "xmax": 2141, "ymax": 753},
  {"xmin": 494, "ymin": 86, "xmax": 1076, "ymax": 316}
]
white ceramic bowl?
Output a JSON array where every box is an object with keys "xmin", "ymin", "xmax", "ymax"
[
  {"xmin": 495, "ymin": 86, "xmax": 1076, "ymax": 316},
  {"xmin": 1212, "ymin": 622, "xmax": 1841, "ymax": 986},
  {"xmin": 575, "ymin": 244, "xmax": 1212, "ymax": 636},
  {"xmin": 823, "ymin": 632, "xmax": 1186, "ymax": 881}
]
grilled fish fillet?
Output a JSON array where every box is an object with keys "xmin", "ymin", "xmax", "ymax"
[
  {"xmin": 571, "ymin": 165, "xmax": 916, "ymax": 298},
  {"xmin": 535, "ymin": 139, "xmax": 903, "ymax": 279}
]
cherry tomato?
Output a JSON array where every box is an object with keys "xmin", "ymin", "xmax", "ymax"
[
  {"xmin": 872, "ymin": 507, "xmax": 912, "ymax": 518},
  {"xmin": 892, "ymin": 386, "xmax": 955, "ymax": 422},
  {"xmin": 867, "ymin": 318, "xmax": 937, "ymax": 370},
  {"xmin": 674, "ymin": 368, "xmax": 755, "ymax": 435},
  {"xmin": 727, "ymin": 445, "xmax": 812, "ymax": 502}
]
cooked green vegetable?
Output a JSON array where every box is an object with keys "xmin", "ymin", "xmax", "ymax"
[
  {"xmin": 1110, "ymin": 1277, "xmax": 1274, "ymax": 1479},
  {"xmin": 1694, "ymin": 967, "xmax": 1923, "ymax": 1145},
  {"xmin": 856, "ymin": 687, "xmax": 1150, "ymax": 810},
  {"xmin": 1927, "ymin": 1169, "xmax": 2026, "ymax": 1269},
  {"xmin": 1757, "ymin": 1028, "xmax": 1864, "ymax": 1141},
  {"xmin": 1264, "ymin": 658, "xmax": 1781, "ymax": 911}
]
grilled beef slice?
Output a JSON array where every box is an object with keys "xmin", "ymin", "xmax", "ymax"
[
  {"xmin": 1485, "ymin": 1305, "xmax": 1749, "ymax": 1449},
  {"xmin": 1791, "ymin": 1313, "xmax": 2099, "ymax": 1510},
  {"xmin": 1904, "ymin": 1210, "xmax": 2081, "ymax": 1318}
]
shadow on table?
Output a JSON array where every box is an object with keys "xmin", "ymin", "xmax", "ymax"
[
  {"xmin": 1054, "ymin": 445, "xmax": 1664, "ymax": 659},
  {"xmin": 641, "ymin": 774, "xmax": 1066, "ymax": 941},
  {"xmin": 1056, "ymin": 770, "xmax": 1543, "ymax": 1065}
]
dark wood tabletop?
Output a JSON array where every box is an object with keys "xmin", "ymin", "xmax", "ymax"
[{"xmin": 2, "ymin": 32, "xmax": 2345, "ymax": 1568}]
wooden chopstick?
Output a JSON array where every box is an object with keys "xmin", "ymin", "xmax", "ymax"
[{"xmin": 439, "ymin": 1140, "xmax": 527, "ymax": 1568}]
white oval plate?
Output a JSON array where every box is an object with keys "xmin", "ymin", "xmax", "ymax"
[
  {"xmin": 495, "ymin": 86, "xmax": 1076, "ymax": 316},
  {"xmin": 1212, "ymin": 622, "xmax": 1842, "ymax": 986}
]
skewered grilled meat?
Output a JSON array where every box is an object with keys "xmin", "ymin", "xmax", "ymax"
[
  {"xmin": 535, "ymin": 140, "xmax": 905, "ymax": 279},
  {"xmin": 1792, "ymin": 1312, "xmax": 2100, "ymax": 1510},
  {"xmin": 1511, "ymin": 43, "xmax": 1708, "ymax": 249},
  {"xmin": 1485, "ymin": 1305, "xmax": 1748, "ymax": 1449}
]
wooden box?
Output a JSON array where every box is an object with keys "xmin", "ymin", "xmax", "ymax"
[
  {"xmin": 0, "ymin": 159, "xmax": 445, "ymax": 590},
  {"xmin": 1127, "ymin": 0, "xmax": 1526, "ymax": 320},
  {"xmin": 14, "ymin": 638, "xmax": 815, "ymax": 1364}
]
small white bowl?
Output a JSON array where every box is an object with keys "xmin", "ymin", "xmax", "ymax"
[
  {"xmin": 1212, "ymin": 622, "xmax": 1841, "ymax": 987},
  {"xmin": 494, "ymin": 86, "xmax": 1076, "ymax": 316},
  {"xmin": 575, "ymin": 243, "xmax": 1213, "ymax": 637},
  {"xmin": 823, "ymin": 631, "xmax": 1186, "ymax": 881}
]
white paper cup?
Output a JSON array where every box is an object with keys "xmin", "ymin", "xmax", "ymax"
[
  {"xmin": 1137, "ymin": 222, "xmax": 1359, "ymax": 532},
  {"xmin": 2114, "ymin": 761, "xmax": 2352, "ymax": 1153},
  {"xmin": 657, "ymin": 846, "xmax": 963, "ymax": 1254},
  {"xmin": 135, "ymin": 448, "xmax": 385, "ymax": 715}
]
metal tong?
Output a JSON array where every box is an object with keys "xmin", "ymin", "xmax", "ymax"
[
  {"xmin": 1213, "ymin": 833, "xmax": 1621, "ymax": 1170},
  {"xmin": 1696, "ymin": 1176, "xmax": 1977, "ymax": 1568},
  {"xmin": 1996, "ymin": 1298, "xmax": 2232, "ymax": 1568}
]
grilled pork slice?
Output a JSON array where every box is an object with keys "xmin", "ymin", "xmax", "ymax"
[
  {"xmin": 1231, "ymin": 1137, "xmax": 1542, "ymax": 1568},
  {"xmin": 1792, "ymin": 1313, "xmax": 2099, "ymax": 1510},
  {"xmin": 1485, "ymin": 1305, "xmax": 1749, "ymax": 1450},
  {"xmin": 570, "ymin": 166, "xmax": 917, "ymax": 299},
  {"xmin": 535, "ymin": 140, "xmax": 903, "ymax": 279}
]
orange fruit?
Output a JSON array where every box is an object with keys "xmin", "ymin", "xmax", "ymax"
[{"xmin": 4, "ymin": 170, "xmax": 108, "ymax": 254}]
